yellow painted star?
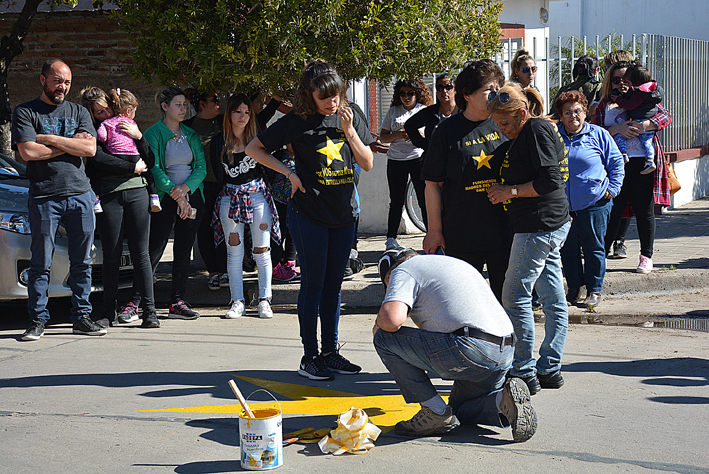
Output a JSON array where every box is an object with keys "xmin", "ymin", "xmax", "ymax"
[
  {"xmin": 473, "ymin": 150, "xmax": 493, "ymax": 170},
  {"xmin": 141, "ymin": 375, "xmax": 449, "ymax": 433},
  {"xmin": 317, "ymin": 137, "xmax": 344, "ymax": 167}
]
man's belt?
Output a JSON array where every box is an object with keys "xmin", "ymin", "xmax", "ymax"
[{"xmin": 453, "ymin": 326, "xmax": 515, "ymax": 346}]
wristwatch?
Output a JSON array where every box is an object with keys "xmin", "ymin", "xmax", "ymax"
[{"xmin": 511, "ymin": 185, "xmax": 518, "ymax": 197}]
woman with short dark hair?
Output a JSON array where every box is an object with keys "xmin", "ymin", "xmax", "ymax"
[{"xmin": 246, "ymin": 60, "xmax": 374, "ymax": 381}]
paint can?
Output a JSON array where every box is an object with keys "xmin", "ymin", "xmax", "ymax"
[{"xmin": 239, "ymin": 389, "xmax": 283, "ymax": 470}]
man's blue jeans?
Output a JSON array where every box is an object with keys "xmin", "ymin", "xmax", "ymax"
[
  {"xmin": 287, "ymin": 203, "xmax": 355, "ymax": 357},
  {"xmin": 28, "ymin": 190, "xmax": 95, "ymax": 324},
  {"xmin": 502, "ymin": 221, "xmax": 571, "ymax": 378},
  {"xmin": 374, "ymin": 327, "xmax": 514, "ymax": 428},
  {"xmin": 560, "ymin": 198, "xmax": 612, "ymax": 292}
]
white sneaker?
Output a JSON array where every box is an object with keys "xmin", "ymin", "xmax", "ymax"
[
  {"xmin": 637, "ymin": 255, "xmax": 653, "ymax": 274},
  {"xmin": 258, "ymin": 300, "xmax": 273, "ymax": 319},
  {"xmin": 385, "ymin": 237, "xmax": 401, "ymax": 250},
  {"xmin": 225, "ymin": 300, "xmax": 244, "ymax": 319}
]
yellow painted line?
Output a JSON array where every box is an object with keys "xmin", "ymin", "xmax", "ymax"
[{"xmin": 139, "ymin": 376, "xmax": 449, "ymax": 433}]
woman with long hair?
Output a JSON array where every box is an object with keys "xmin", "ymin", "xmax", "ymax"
[
  {"xmin": 487, "ymin": 82, "xmax": 571, "ymax": 396},
  {"xmin": 510, "ymin": 48, "xmax": 538, "ymax": 90},
  {"xmin": 380, "ymin": 78, "xmax": 433, "ymax": 249},
  {"xmin": 211, "ymin": 94, "xmax": 280, "ymax": 319},
  {"xmin": 246, "ymin": 60, "xmax": 374, "ymax": 381}
]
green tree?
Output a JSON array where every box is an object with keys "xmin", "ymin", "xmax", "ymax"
[
  {"xmin": 110, "ymin": 0, "xmax": 503, "ymax": 93},
  {"xmin": 0, "ymin": 0, "xmax": 88, "ymax": 156}
]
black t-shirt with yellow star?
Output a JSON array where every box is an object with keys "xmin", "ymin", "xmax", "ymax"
[
  {"xmin": 421, "ymin": 115, "xmax": 511, "ymax": 253},
  {"xmin": 258, "ymin": 109, "xmax": 373, "ymax": 228}
]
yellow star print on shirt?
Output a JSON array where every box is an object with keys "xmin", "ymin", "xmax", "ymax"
[
  {"xmin": 317, "ymin": 136, "xmax": 344, "ymax": 167},
  {"xmin": 473, "ymin": 150, "xmax": 493, "ymax": 170}
]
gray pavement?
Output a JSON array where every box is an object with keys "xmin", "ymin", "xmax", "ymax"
[
  {"xmin": 155, "ymin": 197, "xmax": 709, "ymax": 309},
  {"xmin": 1, "ymin": 307, "xmax": 708, "ymax": 473}
]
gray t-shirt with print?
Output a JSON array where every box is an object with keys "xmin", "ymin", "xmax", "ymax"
[{"xmin": 383, "ymin": 254, "xmax": 513, "ymax": 337}]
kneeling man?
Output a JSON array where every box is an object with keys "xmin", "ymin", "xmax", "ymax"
[{"xmin": 373, "ymin": 248, "xmax": 536, "ymax": 442}]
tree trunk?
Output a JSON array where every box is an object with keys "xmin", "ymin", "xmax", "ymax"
[{"xmin": 0, "ymin": 0, "xmax": 45, "ymax": 157}]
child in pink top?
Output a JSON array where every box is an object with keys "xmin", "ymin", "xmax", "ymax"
[{"xmin": 95, "ymin": 88, "xmax": 161, "ymax": 212}]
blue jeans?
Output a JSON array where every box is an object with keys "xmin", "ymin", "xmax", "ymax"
[
  {"xmin": 287, "ymin": 203, "xmax": 355, "ymax": 357},
  {"xmin": 374, "ymin": 326, "xmax": 513, "ymax": 428},
  {"xmin": 561, "ymin": 198, "xmax": 612, "ymax": 292},
  {"xmin": 613, "ymin": 131, "xmax": 655, "ymax": 161},
  {"xmin": 220, "ymin": 192, "xmax": 272, "ymax": 302},
  {"xmin": 28, "ymin": 190, "xmax": 96, "ymax": 324},
  {"xmin": 503, "ymin": 221, "xmax": 571, "ymax": 378}
]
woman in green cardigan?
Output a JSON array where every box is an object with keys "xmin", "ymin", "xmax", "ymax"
[{"xmin": 142, "ymin": 87, "xmax": 206, "ymax": 319}]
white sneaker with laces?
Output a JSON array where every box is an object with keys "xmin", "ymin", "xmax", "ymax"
[
  {"xmin": 258, "ymin": 300, "xmax": 273, "ymax": 319},
  {"xmin": 385, "ymin": 237, "xmax": 401, "ymax": 250},
  {"xmin": 637, "ymin": 255, "xmax": 653, "ymax": 274},
  {"xmin": 225, "ymin": 300, "xmax": 244, "ymax": 319}
]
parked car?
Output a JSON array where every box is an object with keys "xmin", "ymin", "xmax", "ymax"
[{"xmin": 0, "ymin": 153, "xmax": 133, "ymax": 301}]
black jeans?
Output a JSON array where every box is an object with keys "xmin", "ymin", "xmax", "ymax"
[
  {"xmin": 271, "ymin": 200, "xmax": 297, "ymax": 264},
  {"xmin": 197, "ymin": 181, "xmax": 227, "ymax": 274},
  {"xmin": 386, "ymin": 158, "xmax": 427, "ymax": 238},
  {"xmin": 96, "ymin": 186, "xmax": 154, "ymax": 316},
  {"xmin": 136, "ymin": 192, "xmax": 205, "ymax": 303},
  {"xmin": 605, "ymin": 157, "xmax": 656, "ymax": 258}
]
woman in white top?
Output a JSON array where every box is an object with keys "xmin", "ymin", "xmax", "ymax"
[{"xmin": 379, "ymin": 78, "xmax": 433, "ymax": 249}]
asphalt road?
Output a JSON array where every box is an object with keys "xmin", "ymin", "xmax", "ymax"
[{"xmin": 1, "ymin": 291, "xmax": 708, "ymax": 474}]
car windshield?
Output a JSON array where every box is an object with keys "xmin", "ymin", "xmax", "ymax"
[{"xmin": 0, "ymin": 153, "xmax": 26, "ymax": 178}]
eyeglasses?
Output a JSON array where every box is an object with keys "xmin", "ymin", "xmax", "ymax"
[
  {"xmin": 436, "ymin": 84, "xmax": 454, "ymax": 92},
  {"xmin": 611, "ymin": 77, "xmax": 627, "ymax": 85},
  {"xmin": 399, "ymin": 90, "xmax": 416, "ymax": 98},
  {"xmin": 521, "ymin": 66, "xmax": 538, "ymax": 74},
  {"xmin": 562, "ymin": 108, "xmax": 586, "ymax": 118},
  {"xmin": 488, "ymin": 91, "xmax": 512, "ymax": 103},
  {"xmin": 211, "ymin": 95, "xmax": 221, "ymax": 104}
]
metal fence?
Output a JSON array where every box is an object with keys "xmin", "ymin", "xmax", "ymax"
[{"xmin": 548, "ymin": 33, "xmax": 709, "ymax": 152}]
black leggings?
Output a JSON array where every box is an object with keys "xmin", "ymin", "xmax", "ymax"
[
  {"xmin": 196, "ymin": 181, "xmax": 227, "ymax": 274},
  {"xmin": 386, "ymin": 158, "xmax": 427, "ymax": 238},
  {"xmin": 271, "ymin": 200, "xmax": 297, "ymax": 264},
  {"xmin": 95, "ymin": 186, "xmax": 154, "ymax": 316},
  {"xmin": 605, "ymin": 157, "xmax": 656, "ymax": 258}
]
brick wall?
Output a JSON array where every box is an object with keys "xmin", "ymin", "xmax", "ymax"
[{"xmin": 2, "ymin": 9, "xmax": 163, "ymax": 130}]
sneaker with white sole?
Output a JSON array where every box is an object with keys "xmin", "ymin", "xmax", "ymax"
[
  {"xmin": 640, "ymin": 160, "xmax": 657, "ymax": 175},
  {"xmin": 73, "ymin": 317, "xmax": 108, "ymax": 336},
  {"xmin": 117, "ymin": 301, "xmax": 139, "ymax": 324},
  {"xmin": 168, "ymin": 300, "xmax": 199, "ymax": 319},
  {"xmin": 219, "ymin": 273, "xmax": 229, "ymax": 288},
  {"xmin": 225, "ymin": 300, "xmax": 244, "ymax": 319},
  {"xmin": 637, "ymin": 255, "xmax": 653, "ymax": 274},
  {"xmin": 258, "ymin": 300, "xmax": 273, "ymax": 319},
  {"xmin": 21, "ymin": 320, "xmax": 44, "ymax": 341},
  {"xmin": 500, "ymin": 377, "xmax": 537, "ymax": 442},
  {"xmin": 298, "ymin": 355, "xmax": 334, "ymax": 381},
  {"xmin": 207, "ymin": 274, "xmax": 221, "ymax": 291},
  {"xmin": 385, "ymin": 237, "xmax": 402, "ymax": 250},
  {"xmin": 395, "ymin": 405, "xmax": 460, "ymax": 437},
  {"xmin": 322, "ymin": 349, "xmax": 361, "ymax": 374}
]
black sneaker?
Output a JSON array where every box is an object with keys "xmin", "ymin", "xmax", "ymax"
[
  {"xmin": 322, "ymin": 350, "xmax": 361, "ymax": 374},
  {"xmin": 207, "ymin": 274, "xmax": 221, "ymax": 291},
  {"xmin": 343, "ymin": 266, "xmax": 354, "ymax": 281},
  {"xmin": 73, "ymin": 317, "xmax": 108, "ymax": 336},
  {"xmin": 538, "ymin": 370, "xmax": 564, "ymax": 389},
  {"xmin": 141, "ymin": 311, "xmax": 161, "ymax": 328},
  {"xmin": 515, "ymin": 374, "xmax": 541, "ymax": 395},
  {"xmin": 21, "ymin": 320, "xmax": 44, "ymax": 341},
  {"xmin": 298, "ymin": 355, "xmax": 334, "ymax": 381},
  {"xmin": 612, "ymin": 242, "xmax": 628, "ymax": 259},
  {"xmin": 117, "ymin": 302, "xmax": 140, "ymax": 324},
  {"xmin": 500, "ymin": 377, "xmax": 537, "ymax": 442},
  {"xmin": 168, "ymin": 300, "xmax": 199, "ymax": 320}
]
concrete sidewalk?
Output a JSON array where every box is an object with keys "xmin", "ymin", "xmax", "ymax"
[{"xmin": 154, "ymin": 197, "xmax": 709, "ymax": 308}]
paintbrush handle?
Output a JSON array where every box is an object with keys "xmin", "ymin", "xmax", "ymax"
[{"xmin": 228, "ymin": 379, "xmax": 255, "ymax": 418}]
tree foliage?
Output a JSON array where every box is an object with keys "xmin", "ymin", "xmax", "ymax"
[{"xmin": 111, "ymin": 0, "xmax": 503, "ymax": 92}]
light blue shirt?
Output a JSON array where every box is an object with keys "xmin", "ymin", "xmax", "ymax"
[{"xmin": 559, "ymin": 122, "xmax": 625, "ymax": 211}]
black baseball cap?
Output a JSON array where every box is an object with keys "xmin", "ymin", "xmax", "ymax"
[{"xmin": 378, "ymin": 248, "xmax": 418, "ymax": 284}]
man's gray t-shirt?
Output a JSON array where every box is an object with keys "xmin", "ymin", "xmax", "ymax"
[
  {"xmin": 11, "ymin": 98, "xmax": 94, "ymax": 198},
  {"xmin": 383, "ymin": 255, "xmax": 513, "ymax": 337}
]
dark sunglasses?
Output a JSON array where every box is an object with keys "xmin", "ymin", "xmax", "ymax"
[
  {"xmin": 399, "ymin": 90, "xmax": 417, "ymax": 98},
  {"xmin": 611, "ymin": 77, "xmax": 626, "ymax": 85},
  {"xmin": 210, "ymin": 95, "xmax": 221, "ymax": 104},
  {"xmin": 522, "ymin": 66, "xmax": 538, "ymax": 74},
  {"xmin": 436, "ymin": 84, "xmax": 454, "ymax": 92},
  {"xmin": 488, "ymin": 91, "xmax": 511, "ymax": 103}
]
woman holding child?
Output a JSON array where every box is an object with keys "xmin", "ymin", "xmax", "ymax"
[{"xmin": 82, "ymin": 87, "xmax": 160, "ymax": 329}]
